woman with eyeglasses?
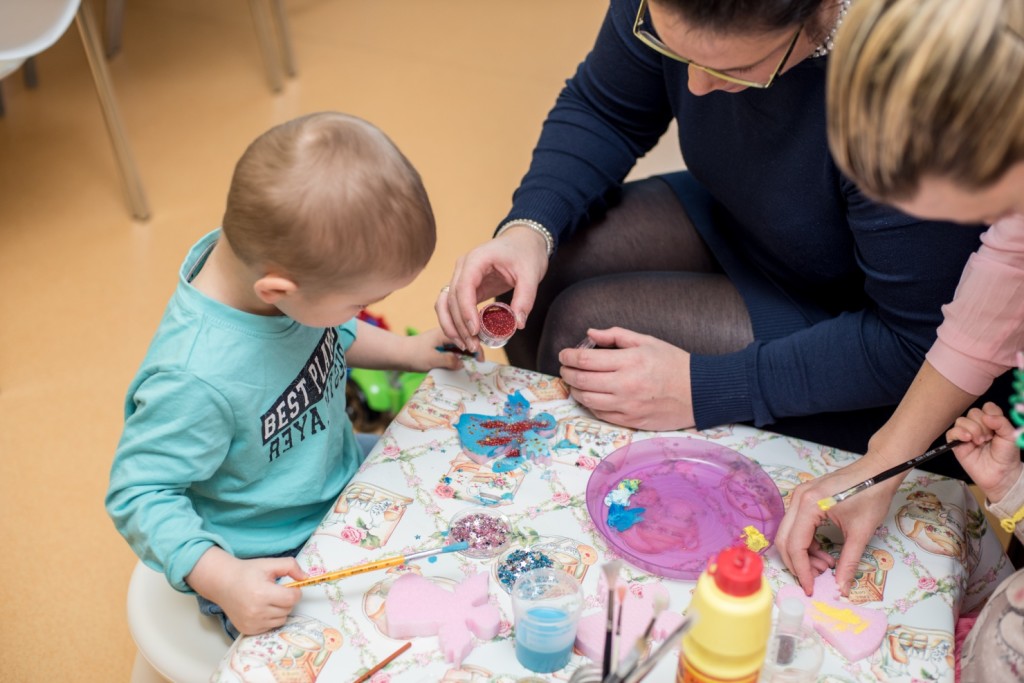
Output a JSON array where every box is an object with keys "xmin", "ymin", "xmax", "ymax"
[
  {"xmin": 777, "ymin": 1, "xmax": 1024, "ymax": 677},
  {"xmin": 436, "ymin": 0, "xmax": 1010, "ymax": 456}
]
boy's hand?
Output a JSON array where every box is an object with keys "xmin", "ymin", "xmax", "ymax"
[
  {"xmin": 186, "ymin": 546, "xmax": 305, "ymax": 636},
  {"xmin": 348, "ymin": 322, "xmax": 475, "ymax": 372},
  {"xmin": 403, "ymin": 327, "xmax": 473, "ymax": 373},
  {"xmin": 947, "ymin": 402, "xmax": 1023, "ymax": 505}
]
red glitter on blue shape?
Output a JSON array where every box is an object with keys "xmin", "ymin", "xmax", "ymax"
[{"xmin": 456, "ymin": 391, "xmax": 556, "ymax": 472}]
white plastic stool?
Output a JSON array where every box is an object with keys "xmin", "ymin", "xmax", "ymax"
[{"xmin": 126, "ymin": 561, "xmax": 233, "ymax": 683}]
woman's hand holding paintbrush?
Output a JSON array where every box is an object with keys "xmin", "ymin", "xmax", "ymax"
[
  {"xmin": 777, "ymin": 440, "xmax": 961, "ymax": 596},
  {"xmin": 776, "ymin": 460, "xmax": 908, "ymax": 596}
]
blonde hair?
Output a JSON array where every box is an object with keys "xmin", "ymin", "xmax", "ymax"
[
  {"xmin": 222, "ymin": 112, "xmax": 435, "ymax": 289},
  {"xmin": 827, "ymin": 0, "xmax": 1024, "ymax": 201}
]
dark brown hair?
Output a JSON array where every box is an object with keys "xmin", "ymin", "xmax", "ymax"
[{"xmin": 657, "ymin": 0, "xmax": 829, "ymax": 34}]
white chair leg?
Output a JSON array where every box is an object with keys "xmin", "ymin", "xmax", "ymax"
[
  {"xmin": 75, "ymin": 1, "xmax": 150, "ymax": 221},
  {"xmin": 249, "ymin": 0, "xmax": 284, "ymax": 92},
  {"xmin": 270, "ymin": 0, "xmax": 296, "ymax": 77}
]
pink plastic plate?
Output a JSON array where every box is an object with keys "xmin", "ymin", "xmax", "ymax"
[{"xmin": 585, "ymin": 436, "xmax": 784, "ymax": 580}]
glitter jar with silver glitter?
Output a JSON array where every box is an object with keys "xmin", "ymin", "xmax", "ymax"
[{"xmin": 447, "ymin": 506, "xmax": 513, "ymax": 559}]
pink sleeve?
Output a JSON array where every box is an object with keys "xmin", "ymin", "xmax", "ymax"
[{"xmin": 927, "ymin": 215, "xmax": 1024, "ymax": 395}]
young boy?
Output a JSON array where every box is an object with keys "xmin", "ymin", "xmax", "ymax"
[{"xmin": 106, "ymin": 112, "xmax": 463, "ymax": 639}]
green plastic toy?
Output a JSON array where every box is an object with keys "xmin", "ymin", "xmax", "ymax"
[{"xmin": 345, "ymin": 315, "xmax": 427, "ymax": 432}]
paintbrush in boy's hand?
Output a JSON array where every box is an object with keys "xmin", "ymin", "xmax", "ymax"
[{"xmin": 283, "ymin": 542, "xmax": 468, "ymax": 589}]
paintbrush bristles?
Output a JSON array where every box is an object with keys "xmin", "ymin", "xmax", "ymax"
[
  {"xmin": 600, "ymin": 560, "xmax": 622, "ymax": 679},
  {"xmin": 603, "ymin": 594, "xmax": 671, "ymax": 683},
  {"xmin": 621, "ymin": 615, "xmax": 696, "ymax": 683},
  {"xmin": 611, "ymin": 584, "xmax": 627, "ymax": 676},
  {"xmin": 615, "ymin": 585, "xmax": 628, "ymax": 634},
  {"xmin": 641, "ymin": 594, "xmax": 668, "ymax": 641},
  {"xmin": 601, "ymin": 559, "xmax": 623, "ymax": 581}
]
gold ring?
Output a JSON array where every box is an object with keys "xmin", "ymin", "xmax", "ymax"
[{"xmin": 440, "ymin": 285, "xmax": 450, "ymax": 294}]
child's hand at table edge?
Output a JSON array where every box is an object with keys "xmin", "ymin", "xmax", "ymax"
[
  {"xmin": 186, "ymin": 546, "xmax": 306, "ymax": 636},
  {"xmin": 404, "ymin": 327, "xmax": 472, "ymax": 372},
  {"xmin": 349, "ymin": 322, "xmax": 468, "ymax": 372},
  {"xmin": 947, "ymin": 401, "xmax": 1023, "ymax": 505}
]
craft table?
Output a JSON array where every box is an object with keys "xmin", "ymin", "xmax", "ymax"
[{"xmin": 211, "ymin": 362, "xmax": 1014, "ymax": 683}]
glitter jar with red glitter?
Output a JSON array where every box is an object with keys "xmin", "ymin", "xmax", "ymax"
[{"xmin": 478, "ymin": 302, "xmax": 517, "ymax": 348}]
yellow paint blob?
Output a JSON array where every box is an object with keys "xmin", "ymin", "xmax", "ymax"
[
  {"xmin": 810, "ymin": 600, "xmax": 869, "ymax": 634},
  {"xmin": 741, "ymin": 525, "xmax": 769, "ymax": 552},
  {"xmin": 817, "ymin": 497, "xmax": 835, "ymax": 512}
]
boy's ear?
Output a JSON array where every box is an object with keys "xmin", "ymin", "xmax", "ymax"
[{"xmin": 253, "ymin": 274, "xmax": 299, "ymax": 305}]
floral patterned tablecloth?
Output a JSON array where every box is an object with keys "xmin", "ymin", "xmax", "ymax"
[{"xmin": 212, "ymin": 362, "xmax": 1014, "ymax": 683}]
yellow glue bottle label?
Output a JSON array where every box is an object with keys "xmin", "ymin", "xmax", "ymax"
[{"xmin": 678, "ymin": 664, "xmax": 758, "ymax": 683}]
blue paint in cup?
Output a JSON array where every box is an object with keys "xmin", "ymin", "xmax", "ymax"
[
  {"xmin": 515, "ymin": 605, "xmax": 577, "ymax": 672},
  {"xmin": 511, "ymin": 568, "xmax": 583, "ymax": 673}
]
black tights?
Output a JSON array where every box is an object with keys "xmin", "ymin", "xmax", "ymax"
[
  {"xmin": 499, "ymin": 176, "xmax": 988, "ymax": 465},
  {"xmin": 503, "ymin": 177, "xmax": 754, "ymax": 376}
]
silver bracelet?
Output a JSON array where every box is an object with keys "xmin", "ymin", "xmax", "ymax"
[{"xmin": 495, "ymin": 219, "xmax": 555, "ymax": 257}]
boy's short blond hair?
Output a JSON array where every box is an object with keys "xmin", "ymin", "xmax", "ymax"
[
  {"xmin": 827, "ymin": 0, "xmax": 1024, "ymax": 201},
  {"xmin": 222, "ymin": 112, "xmax": 436, "ymax": 289}
]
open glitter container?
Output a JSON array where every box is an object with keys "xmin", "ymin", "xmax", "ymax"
[
  {"xmin": 477, "ymin": 302, "xmax": 517, "ymax": 348},
  {"xmin": 447, "ymin": 507, "xmax": 513, "ymax": 560}
]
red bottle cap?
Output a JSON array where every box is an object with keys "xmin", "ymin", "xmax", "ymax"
[{"xmin": 709, "ymin": 546, "xmax": 764, "ymax": 597}]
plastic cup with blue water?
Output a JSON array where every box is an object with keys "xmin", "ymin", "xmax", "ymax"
[{"xmin": 511, "ymin": 568, "xmax": 583, "ymax": 673}]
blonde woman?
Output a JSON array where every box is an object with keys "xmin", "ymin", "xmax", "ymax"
[{"xmin": 775, "ymin": 1, "xmax": 1024, "ymax": 677}]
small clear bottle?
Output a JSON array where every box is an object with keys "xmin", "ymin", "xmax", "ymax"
[{"xmin": 758, "ymin": 598, "xmax": 823, "ymax": 683}]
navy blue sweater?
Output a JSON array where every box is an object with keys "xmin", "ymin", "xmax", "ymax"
[{"xmin": 501, "ymin": 0, "xmax": 984, "ymax": 430}]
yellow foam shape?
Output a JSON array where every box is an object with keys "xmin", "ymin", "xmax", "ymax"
[
  {"xmin": 741, "ymin": 525, "xmax": 769, "ymax": 552},
  {"xmin": 810, "ymin": 599, "xmax": 869, "ymax": 634}
]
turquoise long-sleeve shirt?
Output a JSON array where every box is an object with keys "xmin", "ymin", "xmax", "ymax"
[{"xmin": 106, "ymin": 231, "xmax": 360, "ymax": 592}]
